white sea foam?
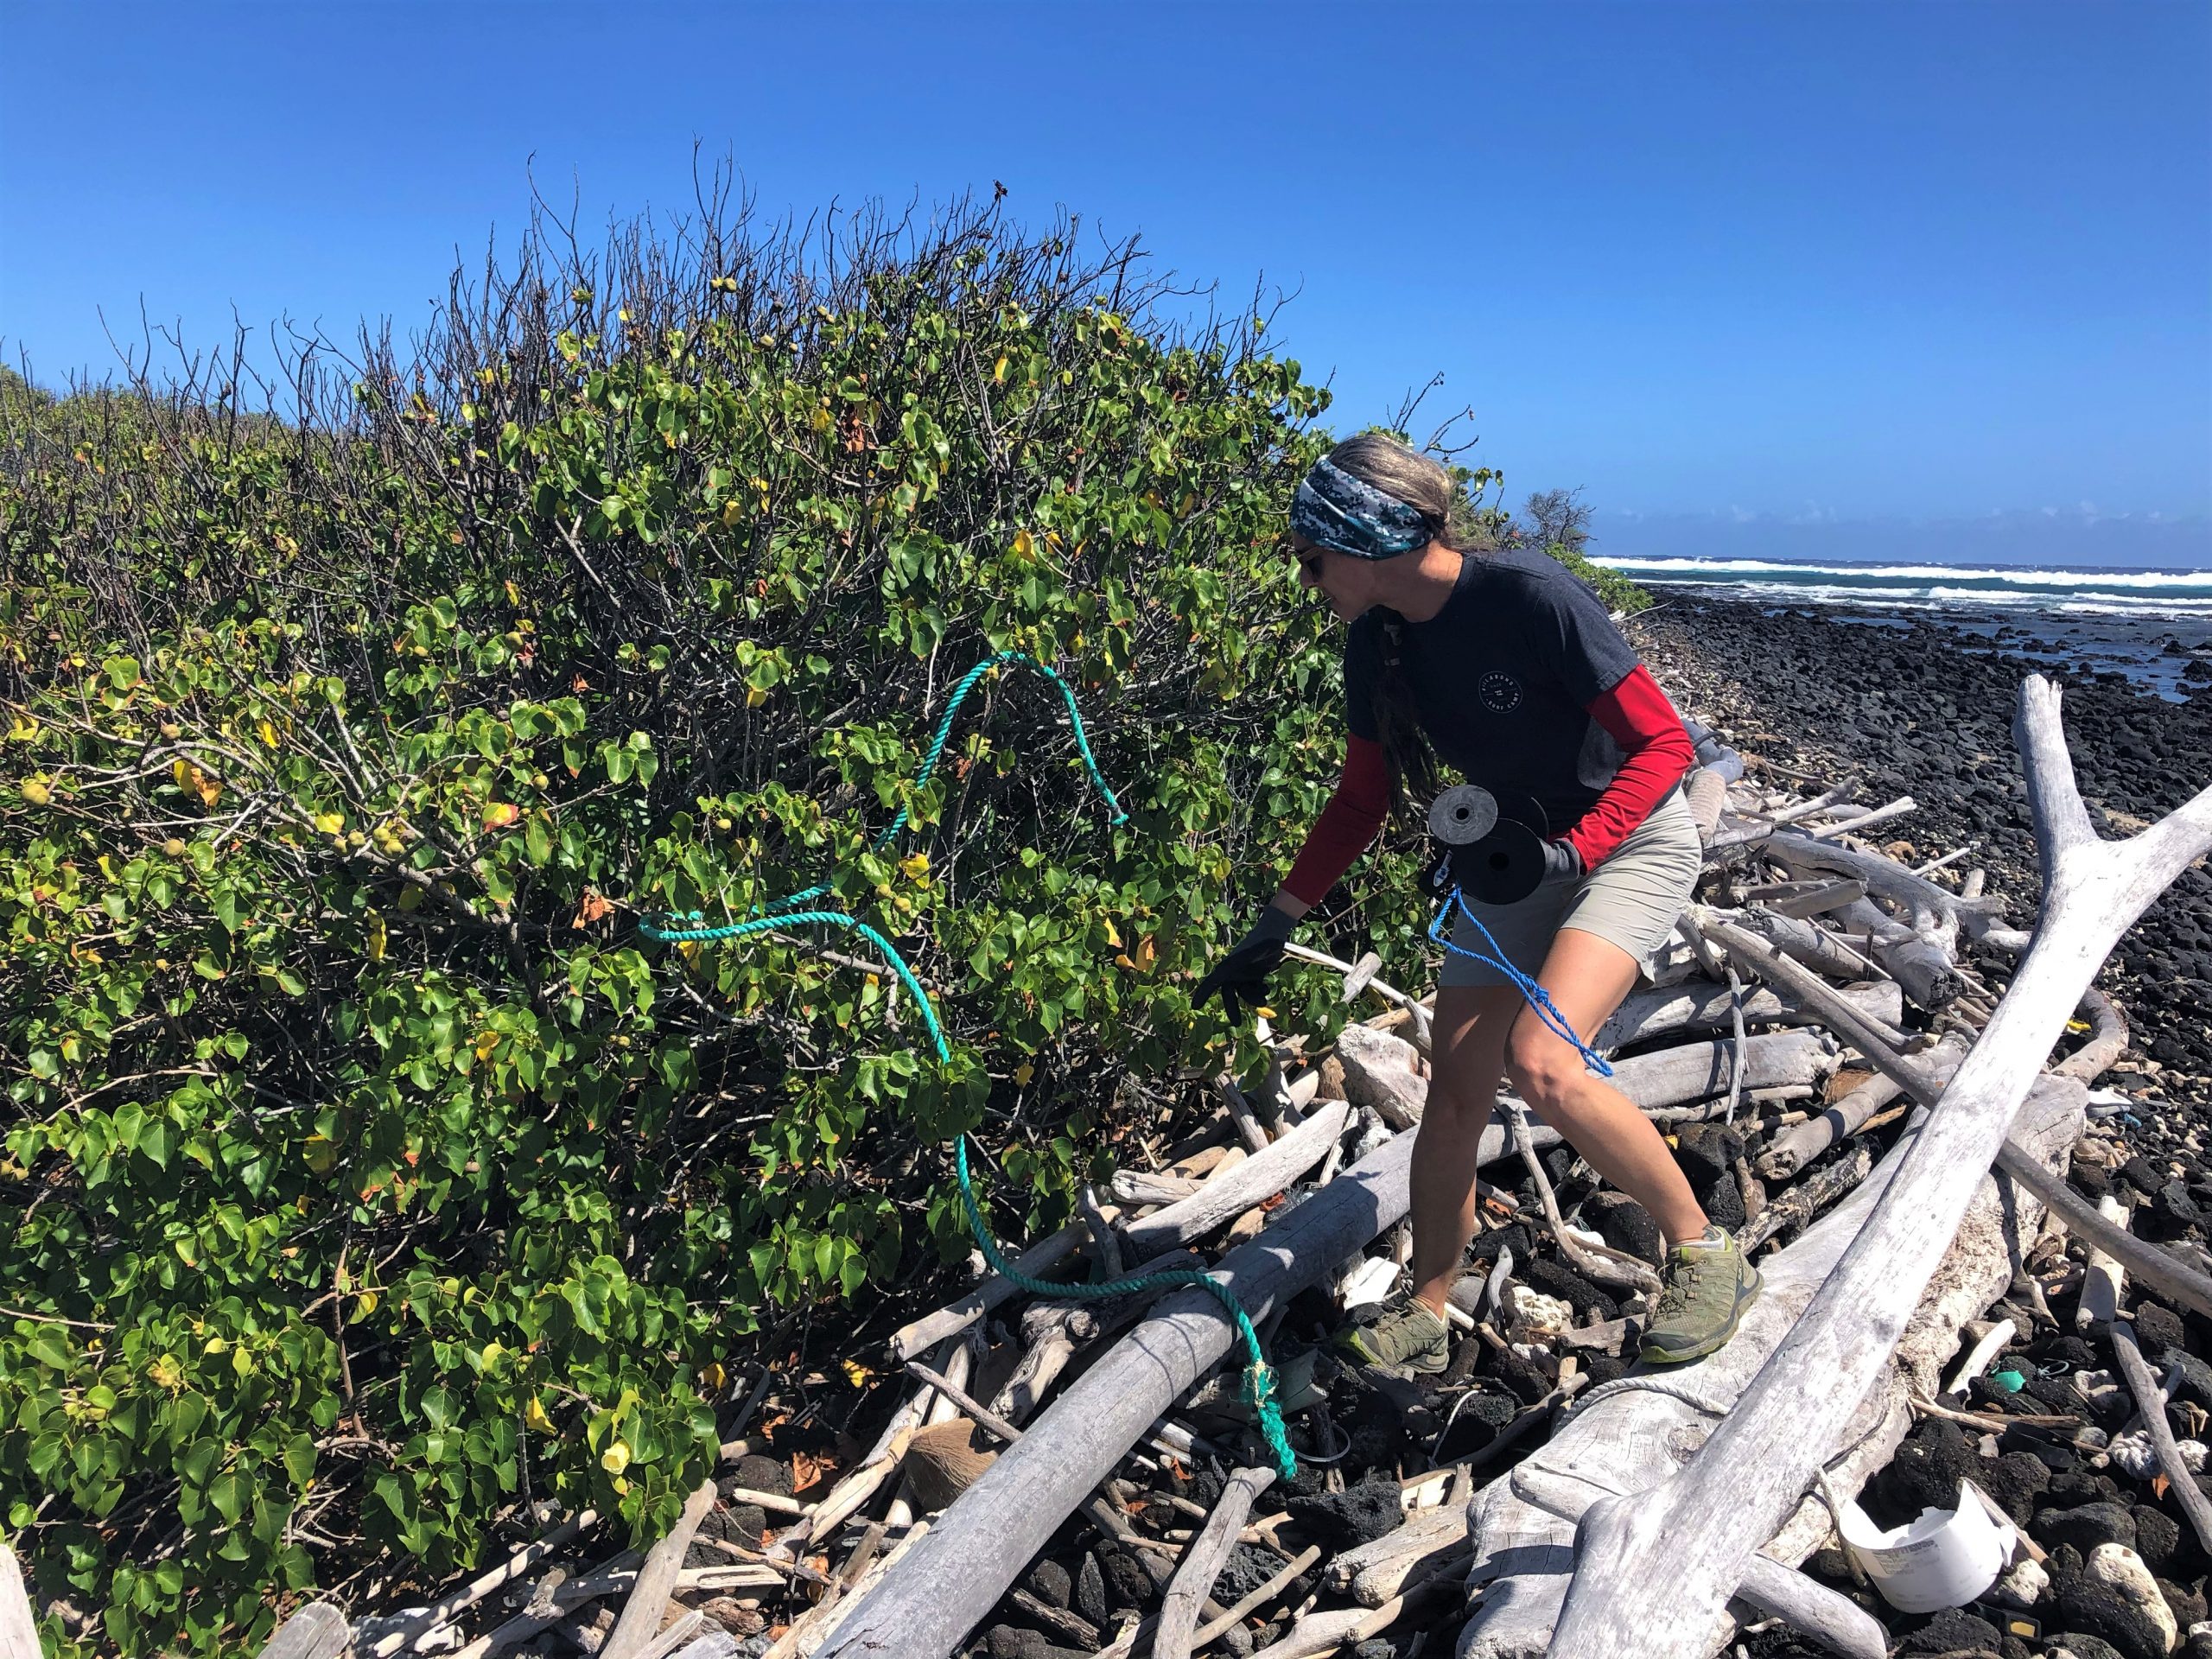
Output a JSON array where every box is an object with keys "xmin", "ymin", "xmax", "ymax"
[
  {"xmin": 1590, "ymin": 556, "xmax": 2212, "ymax": 632},
  {"xmin": 1593, "ymin": 553, "xmax": 2212, "ymax": 697},
  {"xmin": 1595, "ymin": 557, "xmax": 2212, "ymax": 594}
]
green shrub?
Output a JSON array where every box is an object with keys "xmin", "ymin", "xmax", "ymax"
[{"xmin": 0, "ymin": 198, "xmax": 1441, "ymax": 1652}]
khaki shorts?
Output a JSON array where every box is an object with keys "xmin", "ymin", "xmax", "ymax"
[{"xmin": 1438, "ymin": 789, "xmax": 1703, "ymax": 988}]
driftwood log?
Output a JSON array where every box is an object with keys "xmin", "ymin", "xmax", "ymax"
[
  {"xmin": 1595, "ymin": 976, "xmax": 1902, "ymax": 1054},
  {"xmin": 889, "ymin": 1107, "xmax": 1348, "ymax": 1363},
  {"xmin": 1756, "ymin": 1035, "xmax": 1967, "ymax": 1181},
  {"xmin": 252, "ymin": 1601, "xmax": 348, "ymax": 1659},
  {"xmin": 817, "ymin": 1128, "xmax": 1417, "ymax": 1657},
  {"xmin": 1335, "ymin": 1024, "xmax": 1835, "ymax": 1147},
  {"xmin": 1542, "ymin": 676, "xmax": 2212, "ymax": 1658}
]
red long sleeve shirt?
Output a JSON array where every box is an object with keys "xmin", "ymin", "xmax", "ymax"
[{"xmin": 1280, "ymin": 665, "xmax": 1695, "ymax": 906}]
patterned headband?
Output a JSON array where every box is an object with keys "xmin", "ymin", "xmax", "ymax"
[{"xmin": 1289, "ymin": 455, "xmax": 1433, "ymax": 560}]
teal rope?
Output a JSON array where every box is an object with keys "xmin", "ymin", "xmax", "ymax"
[
  {"xmin": 639, "ymin": 655, "xmax": 1293, "ymax": 1478},
  {"xmin": 956, "ymin": 1134, "xmax": 1294, "ymax": 1480},
  {"xmin": 751, "ymin": 649, "xmax": 1127, "ymax": 918}
]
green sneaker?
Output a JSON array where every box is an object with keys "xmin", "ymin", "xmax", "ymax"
[
  {"xmin": 1640, "ymin": 1227, "xmax": 1763, "ymax": 1364},
  {"xmin": 1336, "ymin": 1293, "xmax": 1450, "ymax": 1375}
]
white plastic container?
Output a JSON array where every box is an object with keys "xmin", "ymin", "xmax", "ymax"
[{"xmin": 1836, "ymin": 1478, "xmax": 2017, "ymax": 1615}]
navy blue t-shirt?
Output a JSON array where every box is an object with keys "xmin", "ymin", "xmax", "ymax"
[{"xmin": 1343, "ymin": 549, "xmax": 1642, "ymax": 832}]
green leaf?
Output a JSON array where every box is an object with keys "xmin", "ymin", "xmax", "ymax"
[
  {"xmin": 283, "ymin": 1433, "xmax": 316, "ymax": 1488},
  {"xmin": 208, "ymin": 1469, "xmax": 250, "ymax": 1524}
]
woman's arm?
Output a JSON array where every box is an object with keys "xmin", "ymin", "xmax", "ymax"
[
  {"xmin": 1273, "ymin": 734, "xmax": 1391, "ymax": 915},
  {"xmin": 1563, "ymin": 665, "xmax": 1696, "ymax": 869}
]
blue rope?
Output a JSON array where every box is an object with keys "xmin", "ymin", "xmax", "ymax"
[
  {"xmin": 639, "ymin": 655, "xmax": 1294, "ymax": 1478},
  {"xmin": 1428, "ymin": 887, "xmax": 1615, "ymax": 1077}
]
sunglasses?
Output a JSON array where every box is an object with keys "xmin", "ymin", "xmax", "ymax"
[{"xmin": 1285, "ymin": 540, "xmax": 1326, "ymax": 582}]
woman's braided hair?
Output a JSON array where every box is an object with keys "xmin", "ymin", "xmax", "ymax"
[{"xmin": 1321, "ymin": 434, "xmax": 1490, "ymax": 828}]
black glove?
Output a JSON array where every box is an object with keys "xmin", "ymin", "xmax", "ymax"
[
  {"xmin": 1192, "ymin": 905, "xmax": 1297, "ymax": 1024},
  {"xmin": 1541, "ymin": 838, "xmax": 1585, "ymax": 885}
]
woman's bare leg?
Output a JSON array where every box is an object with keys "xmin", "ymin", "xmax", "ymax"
[
  {"xmin": 1503, "ymin": 925, "xmax": 1707, "ymax": 1245},
  {"xmin": 1408, "ymin": 983, "xmax": 1519, "ymax": 1315}
]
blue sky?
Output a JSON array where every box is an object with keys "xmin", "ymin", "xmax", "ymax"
[{"xmin": 4, "ymin": 2, "xmax": 2208, "ymax": 562}]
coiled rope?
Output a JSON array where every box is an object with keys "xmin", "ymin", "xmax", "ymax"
[
  {"xmin": 1427, "ymin": 888, "xmax": 1615, "ymax": 1077},
  {"xmin": 641, "ymin": 651, "xmax": 1294, "ymax": 1478}
]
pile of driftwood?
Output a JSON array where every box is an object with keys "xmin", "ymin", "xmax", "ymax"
[{"xmin": 237, "ymin": 674, "xmax": 2212, "ymax": 1659}]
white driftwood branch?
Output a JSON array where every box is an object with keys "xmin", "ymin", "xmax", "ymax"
[
  {"xmin": 1123, "ymin": 1102, "xmax": 1349, "ymax": 1260},
  {"xmin": 602, "ymin": 1480, "xmax": 718, "ymax": 1659},
  {"xmin": 1544, "ymin": 676, "xmax": 2212, "ymax": 1659},
  {"xmin": 1993, "ymin": 1148, "xmax": 2212, "ymax": 1320},
  {"xmin": 817, "ymin": 1131, "xmax": 1417, "ymax": 1658},
  {"xmin": 1153, "ymin": 1465, "xmax": 1275, "ymax": 1659},
  {"xmin": 1596, "ymin": 977, "xmax": 1901, "ymax": 1054},
  {"xmin": 361, "ymin": 1509, "xmax": 602, "ymax": 1656},
  {"xmin": 2112, "ymin": 1319, "xmax": 2212, "ymax": 1554},
  {"xmin": 890, "ymin": 1220, "xmax": 1091, "ymax": 1360},
  {"xmin": 254, "ymin": 1601, "xmax": 349, "ymax": 1659}
]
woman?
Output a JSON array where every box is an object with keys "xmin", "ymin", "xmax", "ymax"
[{"xmin": 1195, "ymin": 434, "xmax": 1758, "ymax": 1370}]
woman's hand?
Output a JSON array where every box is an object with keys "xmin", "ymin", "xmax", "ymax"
[
  {"xmin": 1192, "ymin": 904, "xmax": 1298, "ymax": 1023},
  {"xmin": 1541, "ymin": 838, "xmax": 1586, "ymax": 886}
]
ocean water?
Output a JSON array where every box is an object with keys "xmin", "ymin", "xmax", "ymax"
[{"xmin": 1592, "ymin": 556, "xmax": 2212, "ymax": 700}]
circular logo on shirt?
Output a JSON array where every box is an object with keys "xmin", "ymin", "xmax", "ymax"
[{"xmin": 1478, "ymin": 671, "xmax": 1523, "ymax": 713}]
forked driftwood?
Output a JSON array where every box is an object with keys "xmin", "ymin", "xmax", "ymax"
[
  {"xmin": 1541, "ymin": 677, "xmax": 2212, "ymax": 1659},
  {"xmin": 816, "ymin": 1130, "xmax": 1417, "ymax": 1657}
]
